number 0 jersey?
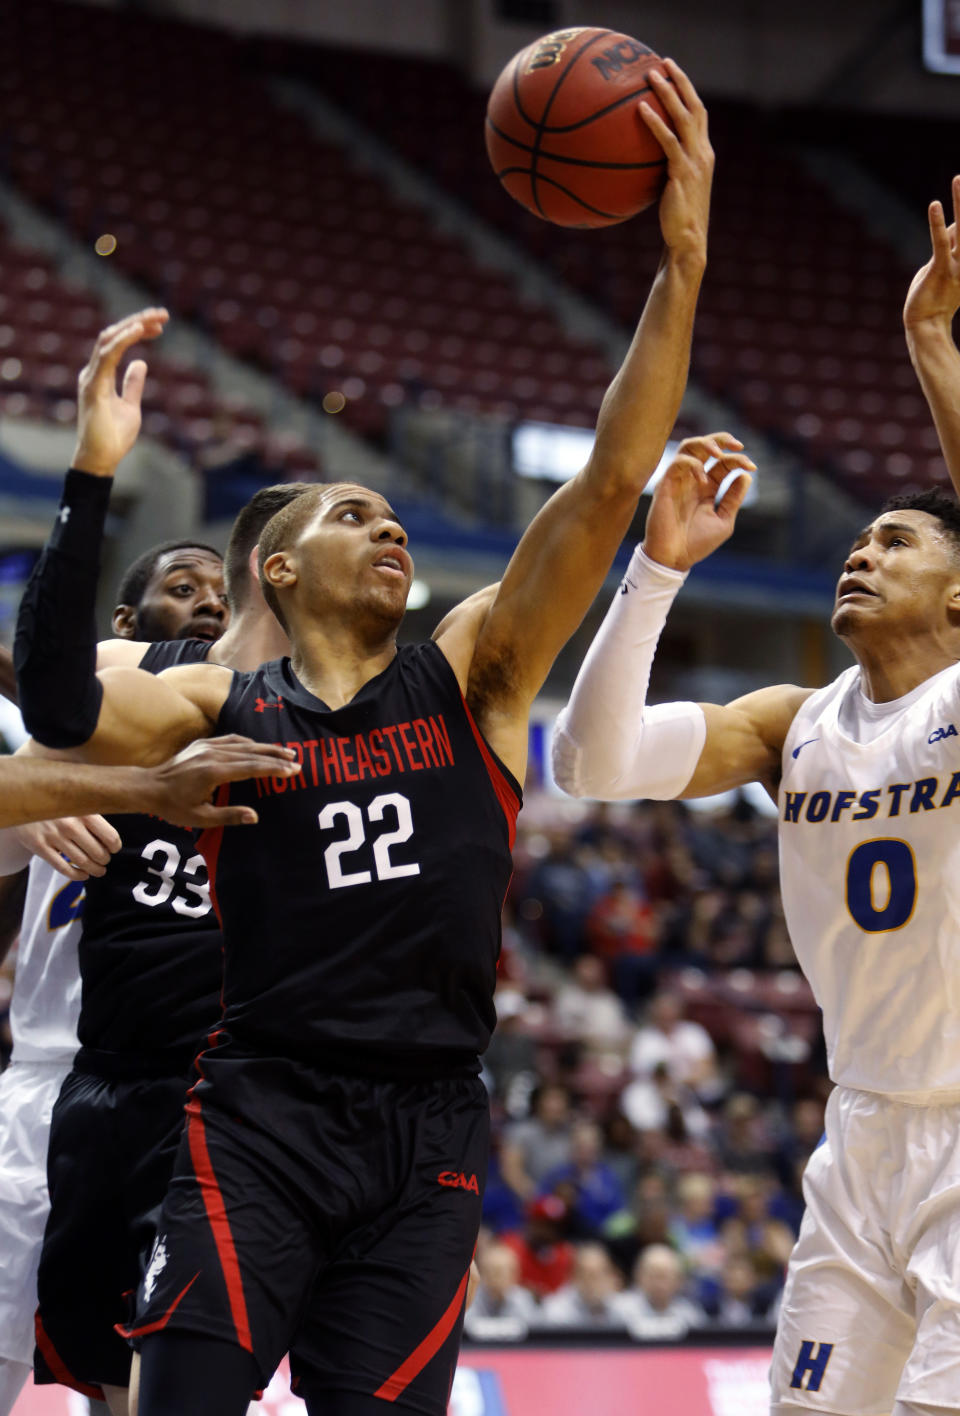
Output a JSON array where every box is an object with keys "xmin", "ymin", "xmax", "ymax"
[
  {"xmin": 76, "ymin": 638, "xmax": 222, "ymax": 1070},
  {"xmin": 200, "ymin": 642, "xmax": 521, "ymax": 1074},
  {"xmin": 779, "ymin": 660, "xmax": 960, "ymax": 1098}
]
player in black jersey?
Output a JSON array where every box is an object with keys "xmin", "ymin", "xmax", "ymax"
[
  {"xmin": 26, "ymin": 65, "xmax": 720, "ymax": 1416},
  {"xmin": 15, "ymin": 310, "xmax": 314, "ymax": 1415}
]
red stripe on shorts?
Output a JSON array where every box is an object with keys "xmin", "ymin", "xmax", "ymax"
[
  {"xmin": 186, "ymin": 1101, "xmax": 254, "ymax": 1352},
  {"xmin": 34, "ymin": 1313, "xmax": 105, "ymax": 1400},
  {"xmin": 459, "ymin": 694, "xmax": 520, "ymax": 848},
  {"xmin": 196, "ymin": 792, "xmax": 228, "ymax": 926},
  {"xmin": 114, "ymin": 1272, "xmax": 200, "ymax": 1340},
  {"xmin": 373, "ymin": 1261, "xmax": 472, "ymax": 1403}
]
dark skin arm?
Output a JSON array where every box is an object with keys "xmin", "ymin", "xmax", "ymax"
[{"xmin": 2, "ymin": 734, "xmax": 300, "ymax": 829}]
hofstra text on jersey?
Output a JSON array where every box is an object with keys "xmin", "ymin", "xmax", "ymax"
[{"xmin": 782, "ymin": 772, "xmax": 960, "ymax": 824}]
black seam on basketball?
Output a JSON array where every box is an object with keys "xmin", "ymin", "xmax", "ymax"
[
  {"xmin": 489, "ymin": 114, "xmax": 667, "ymax": 169},
  {"xmin": 520, "ymin": 170, "xmax": 626, "ymax": 220},
  {"xmin": 539, "ymin": 76, "xmax": 671, "ymax": 133},
  {"xmin": 509, "ymin": 52, "xmax": 539, "ymax": 133},
  {"xmin": 530, "ymin": 30, "xmax": 612, "ymax": 220}
]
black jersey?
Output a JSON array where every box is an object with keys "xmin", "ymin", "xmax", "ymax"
[
  {"xmin": 200, "ymin": 643, "xmax": 521, "ymax": 1075},
  {"xmin": 76, "ymin": 638, "xmax": 223, "ymax": 1069}
]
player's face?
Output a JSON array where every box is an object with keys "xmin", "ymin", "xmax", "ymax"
[
  {"xmin": 293, "ymin": 484, "xmax": 414, "ymax": 627},
  {"xmin": 131, "ymin": 549, "xmax": 229, "ymax": 643},
  {"xmin": 831, "ymin": 510, "xmax": 960, "ymax": 642}
]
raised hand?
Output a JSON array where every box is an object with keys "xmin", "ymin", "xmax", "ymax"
[
  {"xmin": 640, "ymin": 58, "xmax": 713, "ymax": 263},
  {"xmin": 73, "ymin": 307, "xmax": 169, "ymax": 477},
  {"xmin": 642, "ymin": 432, "xmax": 755, "ymax": 573},
  {"xmin": 904, "ymin": 174, "xmax": 960, "ymax": 332},
  {"xmin": 142, "ymin": 734, "xmax": 302, "ymax": 829}
]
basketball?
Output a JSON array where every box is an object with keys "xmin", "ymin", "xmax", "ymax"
[{"xmin": 485, "ymin": 27, "xmax": 674, "ymax": 228}]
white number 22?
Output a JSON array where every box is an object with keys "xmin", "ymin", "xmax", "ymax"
[{"xmin": 318, "ymin": 792, "xmax": 421, "ymax": 890}]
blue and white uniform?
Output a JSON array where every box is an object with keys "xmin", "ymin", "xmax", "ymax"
[{"xmin": 771, "ymin": 660, "xmax": 960, "ymax": 1412}]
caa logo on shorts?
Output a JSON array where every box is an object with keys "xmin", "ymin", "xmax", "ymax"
[
  {"xmin": 438, "ymin": 1171, "xmax": 480, "ymax": 1194},
  {"xmin": 790, "ymin": 1340, "xmax": 834, "ymax": 1391}
]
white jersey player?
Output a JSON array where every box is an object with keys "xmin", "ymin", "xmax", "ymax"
[
  {"xmin": 552, "ymin": 413, "xmax": 960, "ymax": 1416},
  {"xmin": 0, "ymin": 828, "xmax": 100, "ymax": 1416}
]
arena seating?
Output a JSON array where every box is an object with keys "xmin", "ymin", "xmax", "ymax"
[
  {"xmin": 0, "ymin": 219, "xmax": 320, "ymax": 480},
  {"xmin": 0, "ymin": 1, "xmax": 620, "ymax": 446},
  {"xmin": 261, "ymin": 41, "xmax": 951, "ymax": 502}
]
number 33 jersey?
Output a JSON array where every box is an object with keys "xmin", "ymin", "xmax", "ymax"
[
  {"xmin": 200, "ymin": 643, "xmax": 522, "ymax": 1072},
  {"xmin": 779, "ymin": 661, "xmax": 960, "ymax": 1097},
  {"xmin": 76, "ymin": 638, "xmax": 222, "ymax": 1067}
]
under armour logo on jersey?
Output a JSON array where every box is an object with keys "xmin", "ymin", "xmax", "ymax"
[
  {"xmin": 142, "ymin": 1234, "xmax": 169, "ymax": 1302},
  {"xmin": 928, "ymin": 723, "xmax": 957, "ymax": 744},
  {"xmin": 437, "ymin": 1170, "xmax": 480, "ymax": 1194},
  {"xmin": 58, "ymin": 505, "xmax": 71, "ymax": 525},
  {"xmin": 791, "ymin": 737, "xmax": 820, "ymax": 759},
  {"xmin": 254, "ymin": 696, "xmax": 284, "ymax": 713}
]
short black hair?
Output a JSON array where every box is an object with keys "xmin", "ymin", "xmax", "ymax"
[
  {"xmin": 880, "ymin": 489, "xmax": 960, "ymax": 557},
  {"xmin": 258, "ymin": 486, "xmax": 329, "ymax": 630},
  {"xmin": 115, "ymin": 539, "xmax": 222, "ymax": 609},
  {"xmin": 223, "ymin": 482, "xmax": 315, "ymax": 611}
]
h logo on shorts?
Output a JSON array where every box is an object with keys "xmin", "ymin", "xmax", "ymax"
[{"xmin": 790, "ymin": 1340, "xmax": 834, "ymax": 1392}]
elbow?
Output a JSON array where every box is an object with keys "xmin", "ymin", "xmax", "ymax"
[{"xmin": 550, "ymin": 724, "xmax": 587, "ymax": 797}]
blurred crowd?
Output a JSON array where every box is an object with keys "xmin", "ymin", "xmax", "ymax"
[{"xmin": 466, "ymin": 788, "xmax": 828, "ymax": 1342}]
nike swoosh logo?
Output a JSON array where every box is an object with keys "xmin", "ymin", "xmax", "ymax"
[
  {"xmin": 792, "ymin": 737, "xmax": 820, "ymax": 759},
  {"xmin": 620, "ymin": 578, "xmax": 637, "ymax": 596}
]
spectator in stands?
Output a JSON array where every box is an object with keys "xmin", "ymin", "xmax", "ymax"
[
  {"xmin": 715, "ymin": 1092, "xmax": 777, "ymax": 1173},
  {"xmin": 668, "ymin": 1172, "xmax": 724, "ymax": 1278},
  {"xmin": 628, "ymin": 989, "xmax": 724, "ymax": 1105},
  {"xmin": 521, "ymin": 832, "xmax": 594, "ymax": 960},
  {"xmin": 621, "ymin": 1244, "xmax": 705, "ymax": 1339},
  {"xmin": 539, "ymin": 1119, "xmax": 626, "ymax": 1238},
  {"xmin": 463, "ymin": 1243, "xmax": 536, "ymax": 1339},
  {"xmin": 620, "ymin": 1060, "xmax": 711, "ymax": 1143},
  {"xmin": 585, "ymin": 873, "xmax": 659, "ymax": 1006},
  {"xmin": 501, "ymin": 1195, "xmax": 575, "ymax": 1300},
  {"xmin": 538, "ymin": 1243, "xmax": 628, "ymax": 1330},
  {"xmin": 483, "ymin": 985, "xmax": 538, "ymax": 1108},
  {"xmin": 604, "ymin": 1170, "xmax": 674, "ymax": 1281},
  {"xmin": 721, "ymin": 1174, "xmax": 795, "ymax": 1286},
  {"xmin": 704, "ymin": 1253, "xmax": 775, "ymax": 1327},
  {"xmin": 552, "ymin": 953, "xmax": 630, "ymax": 1058},
  {"xmin": 501, "ymin": 1081, "xmax": 574, "ymax": 1201}
]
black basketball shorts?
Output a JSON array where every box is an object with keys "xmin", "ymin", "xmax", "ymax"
[
  {"xmin": 122, "ymin": 1048, "xmax": 489, "ymax": 1416},
  {"xmin": 34, "ymin": 1066, "xmax": 190, "ymax": 1394}
]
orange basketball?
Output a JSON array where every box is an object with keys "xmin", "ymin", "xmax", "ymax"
[{"xmin": 485, "ymin": 27, "xmax": 673, "ymax": 228}]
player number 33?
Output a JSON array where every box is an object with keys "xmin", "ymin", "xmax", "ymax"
[{"xmin": 319, "ymin": 791, "xmax": 421, "ymax": 889}]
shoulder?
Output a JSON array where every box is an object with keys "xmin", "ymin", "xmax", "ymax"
[
  {"xmin": 96, "ymin": 637, "xmax": 151, "ymax": 670},
  {"xmin": 156, "ymin": 662, "xmax": 234, "ymax": 724}
]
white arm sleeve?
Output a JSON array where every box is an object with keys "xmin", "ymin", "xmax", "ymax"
[{"xmin": 552, "ymin": 544, "xmax": 706, "ymax": 801}]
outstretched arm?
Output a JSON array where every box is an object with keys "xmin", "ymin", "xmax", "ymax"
[
  {"xmin": 0, "ymin": 736, "xmax": 298, "ymax": 829},
  {"xmin": 452, "ymin": 63, "xmax": 714, "ymax": 779},
  {"xmin": 14, "ymin": 309, "xmax": 169, "ymax": 746},
  {"xmin": 553, "ymin": 436, "xmax": 810, "ymax": 803},
  {"xmin": 904, "ymin": 175, "xmax": 960, "ymax": 492}
]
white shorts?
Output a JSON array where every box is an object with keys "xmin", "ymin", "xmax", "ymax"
[
  {"xmin": 0, "ymin": 1059, "xmax": 71, "ymax": 1364},
  {"xmin": 770, "ymin": 1083, "xmax": 960, "ymax": 1414}
]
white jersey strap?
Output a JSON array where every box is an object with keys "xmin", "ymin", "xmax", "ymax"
[{"xmin": 552, "ymin": 544, "xmax": 705, "ymax": 801}]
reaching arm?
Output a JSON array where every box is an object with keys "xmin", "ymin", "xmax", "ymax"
[
  {"xmin": 904, "ymin": 175, "xmax": 960, "ymax": 493},
  {"xmin": 552, "ymin": 435, "xmax": 810, "ymax": 802},
  {"xmin": 13, "ymin": 309, "xmax": 169, "ymax": 746},
  {"xmin": 452, "ymin": 63, "xmax": 714, "ymax": 777},
  {"xmin": 0, "ymin": 646, "xmax": 16, "ymax": 706},
  {"xmin": 0, "ymin": 737, "xmax": 298, "ymax": 829}
]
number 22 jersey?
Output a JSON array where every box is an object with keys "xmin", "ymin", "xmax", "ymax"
[
  {"xmin": 200, "ymin": 642, "xmax": 522, "ymax": 1074},
  {"xmin": 779, "ymin": 660, "xmax": 960, "ymax": 1098}
]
